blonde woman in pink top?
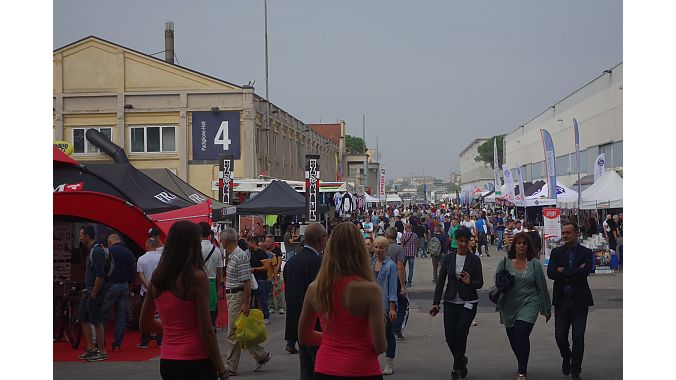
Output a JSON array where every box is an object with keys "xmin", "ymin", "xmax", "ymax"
[{"xmin": 140, "ymin": 221, "xmax": 229, "ymax": 380}]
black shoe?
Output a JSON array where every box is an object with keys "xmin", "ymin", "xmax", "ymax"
[
  {"xmin": 459, "ymin": 356, "xmax": 468, "ymax": 378},
  {"xmin": 285, "ymin": 345, "xmax": 299, "ymax": 354},
  {"xmin": 571, "ymin": 373, "xmax": 581, "ymax": 380},
  {"xmin": 451, "ymin": 371, "xmax": 460, "ymax": 380},
  {"xmin": 562, "ymin": 357, "xmax": 571, "ymax": 376}
]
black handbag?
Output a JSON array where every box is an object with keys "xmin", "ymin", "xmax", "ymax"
[{"xmin": 488, "ymin": 258, "xmax": 515, "ymax": 304}]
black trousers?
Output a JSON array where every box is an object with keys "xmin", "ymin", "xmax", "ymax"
[
  {"xmin": 505, "ymin": 320, "xmax": 535, "ymax": 375},
  {"xmin": 159, "ymin": 358, "xmax": 216, "ymax": 380},
  {"xmin": 443, "ymin": 302, "xmax": 477, "ymax": 371},
  {"xmin": 299, "ymin": 344, "xmax": 318, "ymax": 380},
  {"xmin": 555, "ymin": 304, "xmax": 589, "ymax": 374}
]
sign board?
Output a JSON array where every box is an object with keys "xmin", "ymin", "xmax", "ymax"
[
  {"xmin": 592, "ymin": 250, "xmax": 613, "ymax": 274},
  {"xmin": 219, "ymin": 155, "xmax": 234, "ymax": 205},
  {"xmin": 305, "ymin": 155, "xmax": 320, "ymax": 222},
  {"xmin": 54, "ymin": 141, "xmax": 74, "ymax": 156},
  {"xmin": 379, "ymin": 168, "xmax": 386, "ymax": 198},
  {"xmin": 192, "ymin": 111, "xmax": 241, "ymax": 160},
  {"xmin": 542, "ymin": 207, "xmax": 562, "ymax": 265},
  {"xmin": 211, "ymin": 181, "xmax": 219, "ymax": 191},
  {"xmin": 53, "ymin": 224, "xmax": 73, "ymax": 281}
]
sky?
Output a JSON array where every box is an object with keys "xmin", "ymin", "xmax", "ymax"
[{"xmin": 53, "ymin": 0, "xmax": 622, "ymax": 178}]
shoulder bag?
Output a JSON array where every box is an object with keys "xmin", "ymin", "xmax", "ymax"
[{"xmin": 489, "ymin": 257, "xmax": 515, "ymax": 304}]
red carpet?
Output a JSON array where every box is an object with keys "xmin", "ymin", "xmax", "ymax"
[{"xmin": 54, "ymin": 328, "xmax": 160, "ymax": 362}]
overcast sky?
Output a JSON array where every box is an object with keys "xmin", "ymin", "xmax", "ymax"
[{"xmin": 53, "ymin": 0, "xmax": 622, "ymax": 178}]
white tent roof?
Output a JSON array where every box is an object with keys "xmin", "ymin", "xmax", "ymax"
[
  {"xmin": 527, "ymin": 181, "xmax": 578, "ymax": 208},
  {"xmin": 578, "ymin": 170, "xmax": 623, "ymax": 209},
  {"xmin": 386, "ymin": 193, "xmax": 402, "ymax": 203},
  {"xmin": 364, "ymin": 193, "xmax": 380, "ymax": 203}
]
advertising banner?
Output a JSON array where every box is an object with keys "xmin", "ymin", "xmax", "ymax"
[
  {"xmin": 592, "ymin": 250, "xmax": 613, "ymax": 274},
  {"xmin": 542, "ymin": 207, "xmax": 562, "ymax": 265},
  {"xmin": 192, "ymin": 111, "xmax": 241, "ymax": 160},
  {"xmin": 502, "ymin": 164, "xmax": 515, "ymax": 203},
  {"xmin": 594, "ymin": 153, "xmax": 606, "ymax": 182},
  {"xmin": 573, "ymin": 118, "xmax": 582, "ymax": 208},
  {"xmin": 53, "ymin": 224, "xmax": 74, "ymax": 281},
  {"xmin": 305, "ymin": 155, "xmax": 320, "ymax": 222},
  {"xmin": 540, "ymin": 129, "xmax": 557, "ymax": 200},
  {"xmin": 219, "ymin": 155, "xmax": 234, "ymax": 205},
  {"xmin": 379, "ymin": 168, "xmax": 386, "ymax": 199},
  {"xmin": 494, "ymin": 139, "xmax": 501, "ymax": 195},
  {"xmin": 515, "ymin": 165, "xmax": 526, "ymax": 207}
]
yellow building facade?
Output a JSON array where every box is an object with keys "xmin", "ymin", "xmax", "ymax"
[{"xmin": 54, "ymin": 36, "xmax": 338, "ymax": 198}]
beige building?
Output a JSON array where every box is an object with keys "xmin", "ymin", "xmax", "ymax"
[
  {"xmin": 53, "ymin": 36, "xmax": 338, "ymax": 199},
  {"xmin": 459, "ymin": 138, "xmax": 494, "ymax": 191}
]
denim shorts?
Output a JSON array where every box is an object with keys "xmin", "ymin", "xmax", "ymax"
[{"xmin": 78, "ymin": 288, "xmax": 105, "ymax": 325}]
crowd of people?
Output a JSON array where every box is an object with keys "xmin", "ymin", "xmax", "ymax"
[{"xmin": 72, "ymin": 202, "xmax": 618, "ymax": 380}]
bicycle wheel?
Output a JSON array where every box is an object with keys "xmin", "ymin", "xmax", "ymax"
[
  {"xmin": 65, "ymin": 302, "xmax": 82, "ymax": 349},
  {"xmin": 53, "ymin": 299, "xmax": 65, "ymax": 342}
]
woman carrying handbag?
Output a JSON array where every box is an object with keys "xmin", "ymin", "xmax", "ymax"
[
  {"xmin": 429, "ymin": 227, "xmax": 483, "ymax": 380},
  {"xmin": 494, "ymin": 232, "xmax": 552, "ymax": 380}
]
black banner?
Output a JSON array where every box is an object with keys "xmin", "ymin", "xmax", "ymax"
[
  {"xmin": 305, "ymin": 155, "xmax": 320, "ymax": 222},
  {"xmin": 219, "ymin": 155, "xmax": 234, "ymax": 205}
]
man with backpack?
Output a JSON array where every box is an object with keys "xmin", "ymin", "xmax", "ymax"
[
  {"xmin": 77, "ymin": 225, "xmax": 110, "ymax": 361},
  {"xmin": 428, "ymin": 224, "xmax": 448, "ymax": 284},
  {"xmin": 102, "ymin": 233, "xmax": 136, "ymax": 352}
]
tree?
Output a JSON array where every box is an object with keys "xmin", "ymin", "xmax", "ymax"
[
  {"xmin": 474, "ymin": 135, "xmax": 505, "ymax": 169},
  {"xmin": 345, "ymin": 134, "xmax": 366, "ymax": 154}
]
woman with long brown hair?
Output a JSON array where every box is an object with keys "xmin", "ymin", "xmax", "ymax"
[
  {"xmin": 298, "ymin": 222, "xmax": 387, "ymax": 380},
  {"xmin": 140, "ymin": 221, "xmax": 229, "ymax": 380},
  {"xmin": 495, "ymin": 232, "xmax": 551, "ymax": 380}
]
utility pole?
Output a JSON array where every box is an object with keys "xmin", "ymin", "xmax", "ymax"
[
  {"xmin": 363, "ymin": 113, "xmax": 368, "ymax": 194},
  {"xmin": 264, "ymin": 0, "xmax": 270, "ymax": 175}
]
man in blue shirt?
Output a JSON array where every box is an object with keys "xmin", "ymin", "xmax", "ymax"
[
  {"xmin": 77, "ymin": 225, "xmax": 109, "ymax": 361},
  {"xmin": 102, "ymin": 233, "xmax": 137, "ymax": 352},
  {"xmin": 494, "ymin": 212, "xmax": 506, "ymax": 251}
]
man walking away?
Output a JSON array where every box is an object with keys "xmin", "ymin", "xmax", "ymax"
[
  {"xmin": 102, "ymin": 234, "xmax": 136, "ymax": 352},
  {"xmin": 401, "ymin": 224, "xmax": 418, "ymax": 288},
  {"xmin": 495, "ymin": 212, "xmax": 506, "ymax": 251},
  {"xmin": 283, "ymin": 223, "xmax": 327, "ymax": 380},
  {"xmin": 221, "ymin": 228, "xmax": 271, "ymax": 377},
  {"xmin": 474, "ymin": 213, "xmax": 490, "ymax": 257},
  {"xmin": 76, "ymin": 225, "xmax": 109, "ymax": 361},
  {"xmin": 137, "ymin": 238, "xmax": 163, "ymax": 348},
  {"xmin": 547, "ymin": 223, "xmax": 594, "ymax": 380},
  {"xmin": 199, "ymin": 222, "xmax": 224, "ymax": 328}
]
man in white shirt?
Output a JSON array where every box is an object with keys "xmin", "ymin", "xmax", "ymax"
[
  {"xmin": 199, "ymin": 222, "xmax": 224, "ymax": 327},
  {"xmin": 136, "ymin": 238, "xmax": 163, "ymax": 348},
  {"xmin": 462, "ymin": 214, "xmax": 476, "ymax": 236},
  {"xmin": 393, "ymin": 207, "xmax": 401, "ymax": 217}
]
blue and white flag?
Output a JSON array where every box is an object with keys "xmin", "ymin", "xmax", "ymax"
[
  {"xmin": 502, "ymin": 164, "xmax": 516, "ymax": 203},
  {"xmin": 573, "ymin": 118, "xmax": 582, "ymax": 209},
  {"xmin": 594, "ymin": 153, "xmax": 606, "ymax": 182},
  {"xmin": 515, "ymin": 165, "xmax": 526, "ymax": 207},
  {"xmin": 540, "ymin": 129, "xmax": 557, "ymax": 200},
  {"xmin": 494, "ymin": 139, "xmax": 501, "ymax": 196}
]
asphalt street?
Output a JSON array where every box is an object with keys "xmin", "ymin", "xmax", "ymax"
[{"xmin": 54, "ymin": 251, "xmax": 622, "ymax": 380}]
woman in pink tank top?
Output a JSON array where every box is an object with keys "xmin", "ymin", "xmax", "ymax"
[
  {"xmin": 298, "ymin": 222, "xmax": 387, "ymax": 380},
  {"xmin": 140, "ymin": 221, "xmax": 230, "ymax": 380}
]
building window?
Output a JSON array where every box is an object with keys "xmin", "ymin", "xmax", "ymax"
[
  {"xmin": 612, "ymin": 141, "xmax": 623, "ymax": 167},
  {"xmin": 129, "ymin": 126, "xmax": 176, "ymax": 153},
  {"xmin": 531, "ymin": 161, "xmax": 544, "ymax": 180},
  {"xmin": 72, "ymin": 127, "xmax": 113, "ymax": 154}
]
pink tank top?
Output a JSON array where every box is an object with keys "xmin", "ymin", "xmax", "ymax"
[
  {"xmin": 315, "ymin": 275, "xmax": 382, "ymax": 376},
  {"xmin": 155, "ymin": 291, "xmax": 208, "ymax": 360}
]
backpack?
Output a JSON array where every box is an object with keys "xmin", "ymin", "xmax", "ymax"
[
  {"xmin": 89, "ymin": 243, "xmax": 114, "ymax": 278},
  {"xmin": 427, "ymin": 236, "xmax": 442, "ymax": 256}
]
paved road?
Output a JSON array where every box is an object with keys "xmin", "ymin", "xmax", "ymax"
[{"xmin": 55, "ymin": 251, "xmax": 622, "ymax": 380}]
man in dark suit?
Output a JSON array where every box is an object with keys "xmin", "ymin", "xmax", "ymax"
[
  {"xmin": 283, "ymin": 223, "xmax": 327, "ymax": 380},
  {"xmin": 547, "ymin": 222, "xmax": 594, "ymax": 380}
]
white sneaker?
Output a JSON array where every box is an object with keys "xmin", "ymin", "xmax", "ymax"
[
  {"xmin": 264, "ymin": 319, "xmax": 270, "ymax": 325},
  {"xmin": 382, "ymin": 357, "xmax": 394, "ymax": 375},
  {"xmin": 254, "ymin": 352, "xmax": 271, "ymax": 372},
  {"xmin": 278, "ymin": 309, "xmax": 285, "ymax": 315}
]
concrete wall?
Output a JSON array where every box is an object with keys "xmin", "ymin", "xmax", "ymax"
[
  {"xmin": 505, "ymin": 63, "xmax": 622, "ymax": 187},
  {"xmin": 459, "ymin": 138, "xmax": 494, "ymax": 186}
]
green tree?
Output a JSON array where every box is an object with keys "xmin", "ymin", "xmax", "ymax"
[
  {"xmin": 474, "ymin": 135, "xmax": 505, "ymax": 169},
  {"xmin": 345, "ymin": 134, "xmax": 366, "ymax": 154}
]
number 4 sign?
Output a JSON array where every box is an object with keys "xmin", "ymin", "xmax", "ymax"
[{"xmin": 192, "ymin": 111, "xmax": 241, "ymax": 160}]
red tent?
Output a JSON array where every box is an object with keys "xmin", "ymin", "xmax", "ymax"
[
  {"xmin": 53, "ymin": 146, "xmax": 79, "ymax": 166},
  {"xmin": 54, "ymin": 191, "xmax": 164, "ymax": 247},
  {"xmin": 149, "ymin": 200, "xmax": 212, "ymax": 237}
]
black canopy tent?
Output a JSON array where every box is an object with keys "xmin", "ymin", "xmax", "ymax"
[
  {"xmin": 235, "ymin": 180, "xmax": 306, "ymax": 216},
  {"xmin": 140, "ymin": 168, "xmax": 234, "ymax": 220}
]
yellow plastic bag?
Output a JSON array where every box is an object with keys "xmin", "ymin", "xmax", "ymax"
[{"xmin": 235, "ymin": 309, "xmax": 267, "ymax": 350}]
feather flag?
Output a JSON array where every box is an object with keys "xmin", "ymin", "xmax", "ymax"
[{"xmin": 540, "ymin": 129, "xmax": 557, "ymax": 200}]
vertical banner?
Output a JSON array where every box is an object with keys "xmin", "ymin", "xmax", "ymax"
[
  {"xmin": 573, "ymin": 118, "xmax": 582, "ymax": 210},
  {"xmin": 594, "ymin": 153, "xmax": 606, "ymax": 182},
  {"xmin": 540, "ymin": 129, "xmax": 557, "ymax": 200},
  {"xmin": 493, "ymin": 138, "xmax": 501, "ymax": 196},
  {"xmin": 502, "ymin": 164, "xmax": 515, "ymax": 203},
  {"xmin": 379, "ymin": 168, "xmax": 386, "ymax": 200},
  {"xmin": 53, "ymin": 224, "xmax": 74, "ymax": 281},
  {"xmin": 542, "ymin": 207, "xmax": 562, "ymax": 265},
  {"xmin": 219, "ymin": 155, "xmax": 234, "ymax": 205},
  {"xmin": 305, "ymin": 155, "xmax": 320, "ymax": 222},
  {"xmin": 515, "ymin": 165, "xmax": 526, "ymax": 207}
]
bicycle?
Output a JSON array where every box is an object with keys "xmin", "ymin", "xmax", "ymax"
[{"xmin": 53, "ymin": 281, "xmax": 83, "ymax": 349}]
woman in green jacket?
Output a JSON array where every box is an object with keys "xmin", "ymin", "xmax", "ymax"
[{"xmin": 495, "ymin": 232, "xmax": 551, "ymax": 380}]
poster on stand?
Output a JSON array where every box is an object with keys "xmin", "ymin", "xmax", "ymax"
[
  {"xmin": 542, "ymin": 207, "xmax": 562, "ymax": 265},
  {"xmin": 54, "ymin": 223, "xmax": 74, "ymax": 281},
  {"xmin": 592, "ymin": 250, "xmax": 613, "ymax": 274},
  {"xmin": 305, "ymin": 155, "xmax": 320, "ymax": 222}
]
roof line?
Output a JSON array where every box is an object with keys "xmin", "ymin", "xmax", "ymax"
[{"xmin": 54, "ymin": 35, "xmax": 243, "ymax": 90}]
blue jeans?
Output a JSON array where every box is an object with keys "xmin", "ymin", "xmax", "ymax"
[
  {"xmin": 497, "ymin": 230, "xmax": 505, "ymax": 250},
  {"xmin": 255, "ymin": 279, "xmax": 270, "ymax": 319},
  {"xmin": 385, "ymin": 317, "xmax": 396, "ymax": 358},
  {"xmin": 102, "ymin": 282, "xmax": 129, "ymax": 348},
  {"xmin": 403, "ymin": 256, "xmax": 415, "ymax": 286}
]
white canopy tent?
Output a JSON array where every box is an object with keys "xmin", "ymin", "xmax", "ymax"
[
  {"xmin": 560, "ymin": 170, "xmax": 623, "ymax": 209},
  {"xmin": 386, "ymin": 193, "xmax": 403, "ymax": 203},
  {"xmin": 526, "ymin": 181, "xmax": 578, "ymax": 208},
  {"xmin": 364, "ymin": 193, "xmax": 380, "ymax": 204}
]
